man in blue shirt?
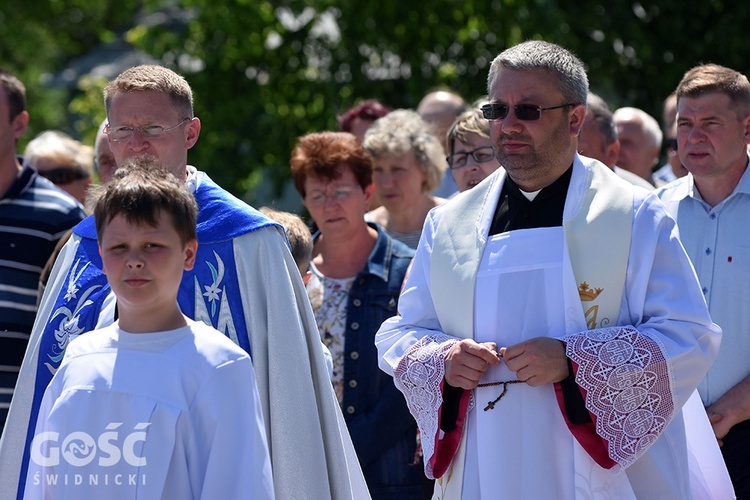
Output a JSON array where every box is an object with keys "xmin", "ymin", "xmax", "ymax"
[{"xmin": 656, "ymin": 63, "xmax": 750, "ymax": 497}]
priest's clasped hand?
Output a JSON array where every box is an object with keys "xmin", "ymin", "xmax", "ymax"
[
  {"xmin": 502, "ymin": 337, "xmax": 569, "ymax": 387},
  {"xmin": 444, "ymin": 339, "xmax": 501, "ymax": 390}
]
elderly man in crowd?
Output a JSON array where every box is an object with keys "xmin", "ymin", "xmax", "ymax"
[{"xmin": 613, "ymin": 106, "xmax": 664, "ymax": 187}]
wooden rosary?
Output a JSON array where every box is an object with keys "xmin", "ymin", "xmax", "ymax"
[{"xmin": 477, "ymin": 380, "xmax": 524, "ymax": 411}]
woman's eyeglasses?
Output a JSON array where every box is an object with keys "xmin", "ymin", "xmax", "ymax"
[{"xmin": 446, "ymin": 146, "xmax": 496, "ymax": 169}]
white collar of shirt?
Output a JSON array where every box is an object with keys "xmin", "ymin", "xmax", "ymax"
[{"xmin": 185, "ymin": 165, "xmax": 200, "ymax": 194}]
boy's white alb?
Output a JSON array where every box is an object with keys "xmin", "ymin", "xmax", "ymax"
[{"xmin": 24, "ymin": 319, "xmax": 274, "ymax": 500}]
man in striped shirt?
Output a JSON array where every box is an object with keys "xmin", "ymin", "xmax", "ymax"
[{"xmin": 0, "ymin": 68, "xmax": 86, "ymax": 432}]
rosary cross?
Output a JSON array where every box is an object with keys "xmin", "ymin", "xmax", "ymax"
[{"xmin": 477, "ymin": 380, "xmax": 524, "ymax": 411}]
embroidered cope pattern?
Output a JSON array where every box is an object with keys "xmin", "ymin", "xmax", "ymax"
[
  {"xmin": 394, "ymin": 334, "xmax": 459, "ymax": 479},
  {"xmin": 46, "ymin": 258, "xmax": 105, "ymax": 374},
  {"xmin": 564, "ymin": 326, "xmax": 674, "ymax": 469}
]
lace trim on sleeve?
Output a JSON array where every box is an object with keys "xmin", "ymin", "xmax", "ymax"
[
  {"xmin": 393, "ymin": 334, "xmax": 458, "ymax": 478},
  {"xmin": 564, "ymin": 326, "xmax": 674, "ymax": 470}
]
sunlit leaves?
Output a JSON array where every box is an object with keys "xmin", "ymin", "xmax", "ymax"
[{"xmin": 4, "ymin": 0, "xmax": 750, "ymax": 210}]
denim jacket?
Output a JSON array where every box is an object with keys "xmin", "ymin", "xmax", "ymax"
[{"xmin": 312, "ymin": 223, "xmax": 422, "ymax": 499}]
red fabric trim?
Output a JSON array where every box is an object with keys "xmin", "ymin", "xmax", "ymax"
[
  {"xmin": 430, "ymin": 380, "xmax": 471, "ymax": 478},
  {"xmin": 554, "ymin": 360, "xmax": 617, "ymax": 469}
]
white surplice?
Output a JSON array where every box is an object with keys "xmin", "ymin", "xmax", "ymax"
[{"xmin": 464, "ymin": 227, "xmax": 634, "ymax": 498}]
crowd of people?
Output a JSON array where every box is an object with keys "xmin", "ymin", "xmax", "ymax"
[{"xmin": 0, "ymin": 36, "xmax": 748, "ymax": 499}]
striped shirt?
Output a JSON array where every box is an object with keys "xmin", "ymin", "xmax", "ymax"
[{"xmin": 0, "ymin": 156, "xmax": 86, "ymax": 429}]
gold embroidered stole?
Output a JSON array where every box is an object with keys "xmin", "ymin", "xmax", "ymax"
[
  {"xmin": 563, "ymin": 163, "xmax": 633, "ymax": 330},
  {"xmin": 428, "ymin": 160, "xmax": 634, "ymax": 499}
]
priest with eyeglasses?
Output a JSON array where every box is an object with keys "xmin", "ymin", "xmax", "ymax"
[{"xmin": 376, "ymin": 40, "xmax": 733, "ymax": 499}]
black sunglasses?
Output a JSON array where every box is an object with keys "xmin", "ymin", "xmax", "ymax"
[{"xmin": 481, "ymin": 102, "xmax": 579, "ymax": 121}]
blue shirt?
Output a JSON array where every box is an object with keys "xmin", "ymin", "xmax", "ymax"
[{"xmin": 657, "ymin": 159, "xmax": 750, "ymax": 406}]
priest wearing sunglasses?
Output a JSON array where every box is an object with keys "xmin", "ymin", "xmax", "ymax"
[{"xmin": 376, "ymin": 40, "xmax": 732, "ymax": 499}]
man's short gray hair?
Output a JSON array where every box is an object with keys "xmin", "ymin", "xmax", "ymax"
[{"xmin": 487, "ymin": 40, "xmax": 588, "ymax": 105}]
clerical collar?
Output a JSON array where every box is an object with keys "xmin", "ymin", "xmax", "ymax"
[
  {"xmin": 504, "ymin": 166, "xmax": 573, "ymax": 204},
  {"xmin": 489, "ymin": 165, "xmax": 574, "ymax": 235},
  {"xmin": 519, "ymin": 188, "xmax": 542, "ymax": 201}
]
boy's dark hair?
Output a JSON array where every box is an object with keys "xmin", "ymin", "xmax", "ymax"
[
  {"xmin": 0, "ymin": 68, "xmax": 26, "ymax": 121},
  {"xmin": 94, "ymin": 158, "xmax": 197, "ymax": 245}
]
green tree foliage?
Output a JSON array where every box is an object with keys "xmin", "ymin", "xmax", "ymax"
[
  {"xmin": 0, "ymin": 1, "xmax": 143, "ymax": 147},
  {"xmin": 3, "ymin": 1, "xmax": 749, "ymax": 205}
]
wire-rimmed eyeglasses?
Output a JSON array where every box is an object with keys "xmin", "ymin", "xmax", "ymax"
[
  {"xmin": 106, "ymin": 118, "xmax": 191, "ymax": 142},
  {"xmin": 305, "ymin": 185, "xmax": 358, "ymax": 206}
]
